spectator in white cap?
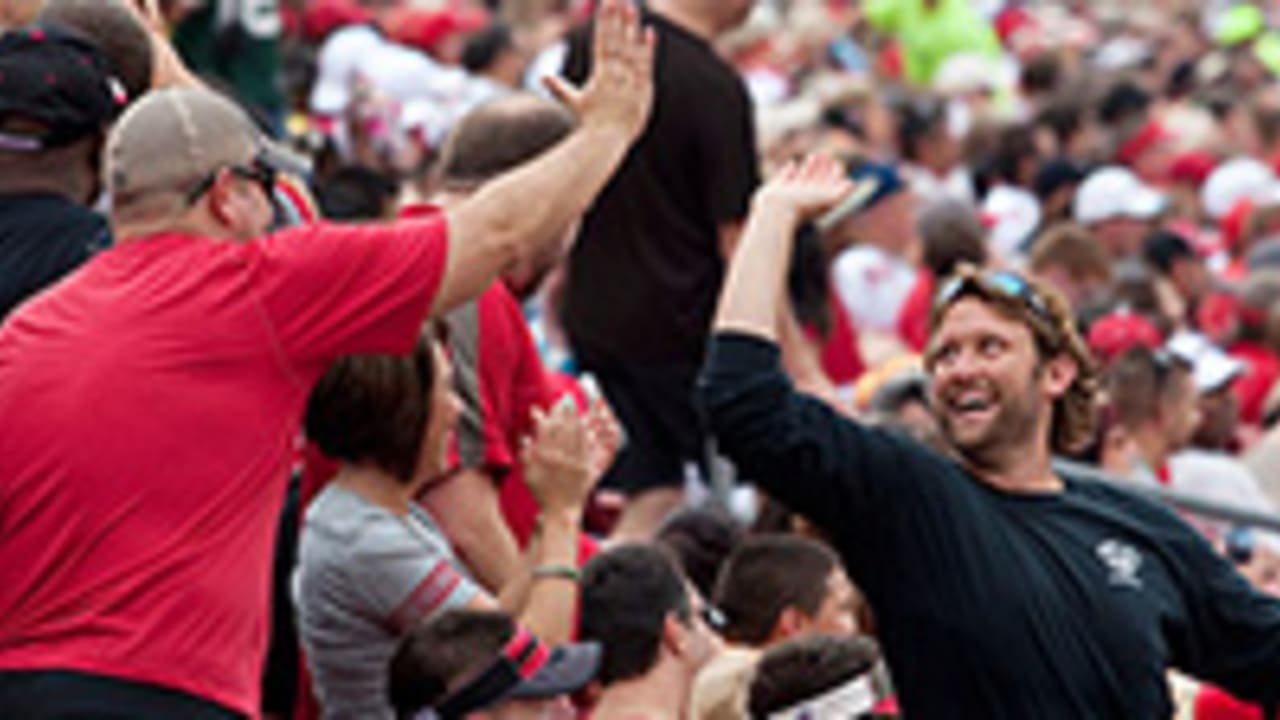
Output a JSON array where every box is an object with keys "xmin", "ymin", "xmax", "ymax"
[
  {"xmin": 1164, "ymin": 331, "xmax": 1277, "ymax": 545},
  {"xmin": 1072, "ymin": 165, "xmax": 1167, "ymax": 260},
  {"xmin": 1201, "ymin": 156, "xmax": 1280, "ymax": 222}
]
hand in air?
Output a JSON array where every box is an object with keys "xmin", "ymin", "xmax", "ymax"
[
  {"xmin": 753, "ymin": 154, "xmax": 857, "ymax": 220},
  {"xmin": 544, "ymin": 0, "xmax": 656, "ymax": 141}
]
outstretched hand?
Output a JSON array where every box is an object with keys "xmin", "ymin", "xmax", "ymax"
[
  {"xmin": 544, "ymin": 0, "xmax": 656, "ymax": 141},
  {"xmin": 752, "ymin": 155, "xmax": 857, "ymax": 220}
]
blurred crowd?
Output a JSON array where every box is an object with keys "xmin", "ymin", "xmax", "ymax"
[{"xmin": 3, "ymin": 0, "xmax": 1280, "ymax": 719}]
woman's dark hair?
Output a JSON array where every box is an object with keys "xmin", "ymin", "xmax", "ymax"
[
  {"xmin": 304, "ymin": 331, "xmax": 435, "ymax": 483},
  {"xmin": 787, "ymin": 224, "xmax": 832, "ymax": 335}
]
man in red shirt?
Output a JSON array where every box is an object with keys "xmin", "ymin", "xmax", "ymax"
[
  {"xmin": 0, "ymin": 2, "xmax": 653, "ymax": 716},
  {"xmin": 409, "ymin": 93, "xmax": 599, "ymax": 593}
]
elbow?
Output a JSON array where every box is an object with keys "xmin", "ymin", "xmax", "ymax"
[{"xmin": 484, "ymin": 211, "xmax": 526, "ymax": 276}]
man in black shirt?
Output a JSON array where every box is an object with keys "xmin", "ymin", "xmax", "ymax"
[
  {"xmin": 0, "ymin": 26, "xmax": 124, "ymax": 320},
  {"xmin": 561, "ymin": 0, "xmax": 758, "ymax": 539},
  {"xmin": 699, "ymin": 156, "xmax": 1280, "ymax": 718}
]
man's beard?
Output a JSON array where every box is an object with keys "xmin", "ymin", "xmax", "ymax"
[{"xmin": 937, "ymin": 370, "xmax": 1044, "ymax": 469}]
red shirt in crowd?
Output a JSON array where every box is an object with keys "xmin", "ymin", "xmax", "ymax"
[
  {"xmin": 815, "ymin": 290, "xmax": 866, "ymax": 386},
  {"xmin": 0, "ymin": 218, "xmax": 449, "ymax": 716},
  {"xmin": 445, "ymin": 280, "xmax": 556, "ymax": 543},
  {"xmin": 447, "ymin": 280, "xmax": 598, "ymax": 562},
  {"xmin": 1196, "ymin": 685, "xmax": 1266, "ymax": 720},
  {"xmin": 1229, "ymin": 341, "xmax": 1280, "ymax": 426}
]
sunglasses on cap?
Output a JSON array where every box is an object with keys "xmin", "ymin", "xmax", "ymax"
[
  {"xmin": 698, "ymin": 604, "xmax": 727, "ymax": 632},
  {"xmin": 934, "ymin": 270, "xmax": 1056, "ymax": 329},
  {"xmin": 185, "ymin": 153, "xmax": 277, "ymax": 207}
]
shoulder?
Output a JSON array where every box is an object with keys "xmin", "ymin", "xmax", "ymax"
[
  {"xmin": 1062, "ymin": 468, "xmax": 1195, "ymax": 532},
  {"xmin": 301, "ymin": 486, "xmax": 392, "ymax": 554}
]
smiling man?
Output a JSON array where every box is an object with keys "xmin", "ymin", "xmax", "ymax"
[{"xmin": 698, "ymin": 156, "xmax": 1280, "ymax": 718}]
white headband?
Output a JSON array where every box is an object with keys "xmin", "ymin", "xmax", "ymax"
[{"xmin": 767, "ymin": 675, "xmax": 876, "ymax": 720}]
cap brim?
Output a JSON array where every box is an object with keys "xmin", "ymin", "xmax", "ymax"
[
  {"xmin": 1195, "ymin": 355, "xmax": 1245, "ymax": 392},
  {"xmin": 506, "ymin": 643, "xmax": 600, "ymax": 700},
  {"xmin": 257, "ymin": 136, "xmax": 312, "ymax": 180},
  {"xmin": 1122, "ymin": 186, "xmax": 1167, "ymax": 219},
  {"xmin": 310, "ymin": 79, "xmax": 350, "ymax": 116},
  {"xmin": 814, "ymin": 178, "xmax": 884, "ymax": 233}
]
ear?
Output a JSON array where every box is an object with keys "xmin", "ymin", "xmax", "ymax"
[
  {"xmin": 205, "ymin": 168, "xmax": 239, "ymax": 227},
  {"xmin": 1041, "ymin": 352, "xmax": 1078, "ymax": 400},
  {"xmin": 661, "ymin": 613, "xmax": 687, "ymax": 659},
  {"xmin": 769, "ymin": 606, "xmax": 807, "ymax": 643}
]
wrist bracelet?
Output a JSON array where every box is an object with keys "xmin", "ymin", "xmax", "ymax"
[{"xmin": 532, "ymin": 564, "xmax": 581, "ymax": 582}]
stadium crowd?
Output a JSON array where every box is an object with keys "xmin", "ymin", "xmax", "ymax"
[{"xmin": 2, "ymin": 0, "xmax": 1280, "ymax": 718}]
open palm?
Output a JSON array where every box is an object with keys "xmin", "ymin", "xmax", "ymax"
[{"xmin": 755, "ymin": 155, "xmax": 857, "ymax": 219}]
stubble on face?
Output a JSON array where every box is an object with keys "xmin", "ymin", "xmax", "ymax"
[{"xmin": 937, "ymin": 363, "xmax": 1045, "ymax": 469}]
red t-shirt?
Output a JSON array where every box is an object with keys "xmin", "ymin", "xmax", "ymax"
[
  {"xmin": 897, "ymin": 271, "xmax": 934, "ymax": 353},
  {"xmin": 0, "ymin": 218, "xmax": 448, "ymax": 716},
  {"xmin": 817, "ymin": 290, "xmax": 866, "ymax": 386},
  {"xmin": 1229, "ymin": 341, "xmax": 1280, "ymax": 426},
  {"xmin": 445, "ymin": 282, "xmax": 598, "ymax": 562},
  {"xmin": 1195, "ymin": 685, "xmax": 1265, "ymax": 720},
  {"xmin": 445, "ymin": 281, "xmax": 555, "ymax": 541}
]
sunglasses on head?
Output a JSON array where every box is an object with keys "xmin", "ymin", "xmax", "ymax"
[
  {"xmin": 934, "ymin": 270, "xmax": 1055, "ymax": 329},
  {"xmin": 185, "ymin": 154, "xmax": 277, "ymax": 206}
]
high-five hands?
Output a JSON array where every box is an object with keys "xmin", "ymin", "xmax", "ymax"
[{"xmin": 544, "ymin": 0, "xmax": 656, "ymax": 142}]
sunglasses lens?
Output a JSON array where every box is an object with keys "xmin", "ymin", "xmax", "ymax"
[{"xmin": 987, "ymin": 271, "xmax": 1029, "ymax": 299}]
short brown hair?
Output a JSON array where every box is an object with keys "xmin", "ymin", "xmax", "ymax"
[
  {"xmin": 1105, "ymin": 346, "xmax": 1192, "ymax": 430},
  {"xmin": 304, "ymin": 331, "xmax": 435, "ymax": 482},
  {"xmin": 712, "ymin": 535, "xmax": 840, "ymax": 647},
  {"xmin": 927, "ymin": 264, "xmax": 1101, "ymax": 454},
  {"xmin": 439, "ymin": 93, "xmax": 574, "ymax": 189},
  {"xmin": 1029, "ymin": 222, "xmax": 1111, "ymax": 284}
]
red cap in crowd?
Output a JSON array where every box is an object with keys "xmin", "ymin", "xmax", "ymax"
[
  {"xmin": 1087, "ymin": 310, "xmax": 1164, "ymax": 365},
  {"xmin": 1167, "ymin": 151, "xmax": 1219, "ymax": 188},
  {"xmin": 1115, "ymin": 120, "xmax": 1172, "ymax": 167},
  {"xmin": 390, "ymin": 5, "xmax": 490, "ymax": 54},
  {"xmin": 300, "ymin": 0, "xmax": 372, "ymax": 42}
]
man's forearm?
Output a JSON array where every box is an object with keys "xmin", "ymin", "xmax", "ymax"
[
  {"xmin": 437, "ymin": 123, "xmax": 633, "ymax": 315},
  {"xmin": 419, "ymin": 468, "xmax": 523, "ymax": 594},
  {"xmin": 512, "ymin": 509, "xmax": 580, "ymax": 645},
  {"xmin": 713, "ymin": 199, "xmax": 800, "ymax": 340}
]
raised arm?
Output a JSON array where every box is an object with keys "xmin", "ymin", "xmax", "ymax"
[
  {"xmin": 699, "ymin": 158, "xmax": 929, "ymax": 558},
  {"xmin": 436, "ymin": 0, "xmax": 654, "ymax": 316},
  {"xmin": 493, "ymin": 399, "xmax": 609, "ymax": 645}
]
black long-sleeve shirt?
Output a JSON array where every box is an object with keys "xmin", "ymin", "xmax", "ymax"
[{"xmin": 699, "ymin": 333, "xmax": 1280, "ymax": 719}]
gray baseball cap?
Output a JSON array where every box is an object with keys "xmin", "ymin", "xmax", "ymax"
[{"xmin": 105, "ymin": 86, "xmax": 306, "ymax": 205}]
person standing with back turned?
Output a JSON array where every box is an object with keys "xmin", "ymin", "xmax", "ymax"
[
  {"xmin": 560, "ymin": 0, "xmax": 759, "ymax": 540},
  {"xmin": 700, "ymin": 156, "xmax": 1280, "ymax": 718}
]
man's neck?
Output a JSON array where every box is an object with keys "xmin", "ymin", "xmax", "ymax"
[
  {"xmin": 592, "ymin": 662, "xmax": 690, "ymax": 720},
  {"xmin": 1131, "ymin": 427, "xmax": 1170, "ymax": 474},
  {"xmin": 647, "ymin": 0, "xmax": 716, "ymax": 41},
  {"xmin": 965, "ymin": 442, "xmax": 1062, "ymax": 494}
]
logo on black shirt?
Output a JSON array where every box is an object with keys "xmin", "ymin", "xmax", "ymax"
[{"xmin": 1096, "ymin": 539, "xmax": 1144, "ymax": 589}]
